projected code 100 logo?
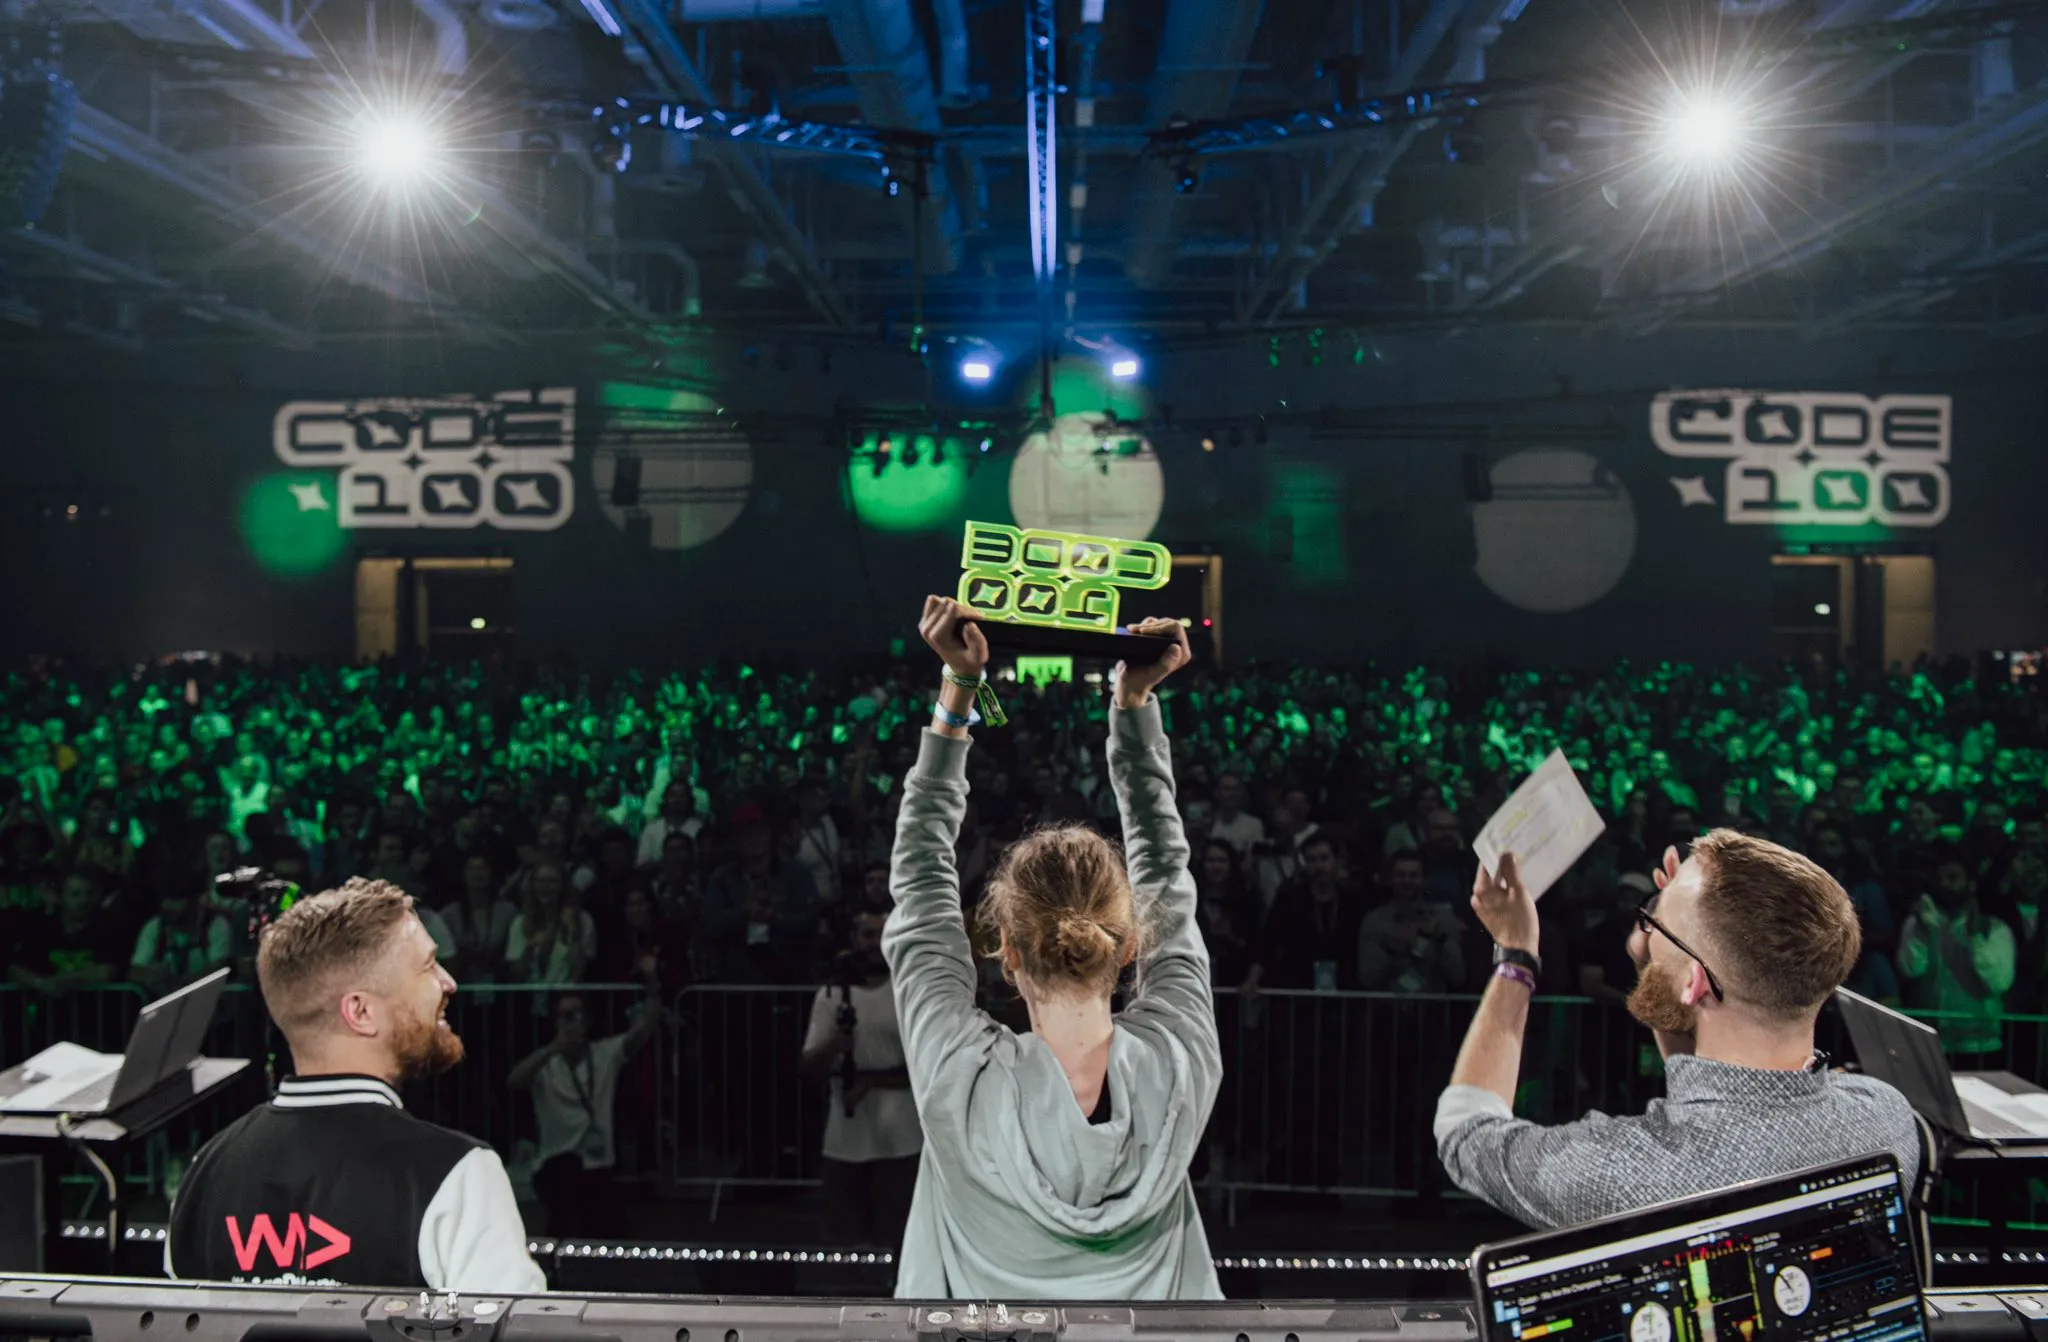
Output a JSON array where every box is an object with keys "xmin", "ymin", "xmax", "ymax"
[
  {"xmin": 1650, "ymin": 390, "xmax": 1951, "ymax": 528},
  {"xmin": 957, "ymin": 521, "xmax": 1171, "ymax": 633},
  {"xmin": 272, "ymin": 388, "xmax": 576, "ymax": 531}
]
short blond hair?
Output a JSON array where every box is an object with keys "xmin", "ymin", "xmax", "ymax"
[
  {"xmin": 255, "ymin": 878, "xmax": 415, "ymax": 1037},
  {"xmin": 1690, "ymin": 829, "xmax": 1860, "ymax": 1020}
]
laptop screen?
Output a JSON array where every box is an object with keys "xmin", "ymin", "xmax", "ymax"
[{"xmin": 1472, "ymin": 1154, "xmax": 1923, "ymax": 1342}]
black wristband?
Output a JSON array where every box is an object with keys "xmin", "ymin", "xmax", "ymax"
[{"xmin": 1492, "ymin": 943, "xmax": 1543, "ymax": 978}]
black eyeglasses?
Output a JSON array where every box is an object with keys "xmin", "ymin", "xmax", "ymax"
[{"xmin": 1633, "ymin": 892, "xmax": 1726, "ymax": 1003}]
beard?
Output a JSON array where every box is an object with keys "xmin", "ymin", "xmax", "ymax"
[
  {"xmin": 393, "ymin": 998, "xmax": 465, "ymax": 1081},
  {"xmin": 1627, "ymin": 957, "xmax": 1698, "ymax": 1035}
]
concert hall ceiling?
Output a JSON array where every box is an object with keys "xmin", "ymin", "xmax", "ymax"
[{"xmin": 0, "ymin": 0, "xmax": 2044, "ymax": 349}]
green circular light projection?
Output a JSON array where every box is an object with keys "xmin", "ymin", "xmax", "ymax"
[
  {"xmin": 241, "ymin": 472, "xmax": 348, "ymax": 578},
  {"xmin": 845, "ymin": 433, "xmax": 971, "ymax": 532}
]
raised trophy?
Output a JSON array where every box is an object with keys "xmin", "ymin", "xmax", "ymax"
[{"xmin": 954, "ymin": 520, "xmax": 1181, "ymax": 664}]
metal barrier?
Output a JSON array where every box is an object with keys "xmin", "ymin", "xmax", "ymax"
[
  {"xmin": 0, "ymin": 982, "xmax": 668, "ymax": 1206},
  {"xmin": 658, "ymin": 985, "xmax": 2048, "ymax": 1219},
  {"xmin": 10, "ymin": 983, "xmax": 2048, "ymax": 1224},
  {"xmin": 668, "ymin": 985, "xmax": 827, "ymax": 1216}
]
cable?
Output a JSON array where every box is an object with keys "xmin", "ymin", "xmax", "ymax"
[{"xmin": 56, "ymin": 1110, "xmax": 122, "ymax": 1251}]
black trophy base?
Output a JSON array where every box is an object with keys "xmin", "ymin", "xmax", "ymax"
[{"xmin": 977, "ymin": 620, "xmax": 1179, "ymax": 665}]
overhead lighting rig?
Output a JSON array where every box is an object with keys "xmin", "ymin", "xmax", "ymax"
[{"xmin": 1145, "ymin": 82, "xmax": 1502, "ymax": 159}]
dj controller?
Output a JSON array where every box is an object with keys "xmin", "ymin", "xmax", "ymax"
[{"xmin": 4, "ymin": 1278, "xmax": 2048, "ymax": 1342}]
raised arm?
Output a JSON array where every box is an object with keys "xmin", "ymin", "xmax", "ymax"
[
  {"xmin": 882, "ymin": 597, "xmax": 1001, "ymax": 1086},
  {"xmin": 1105, "ymin": 620, "xmax": 1215, "ymax": 1040}
]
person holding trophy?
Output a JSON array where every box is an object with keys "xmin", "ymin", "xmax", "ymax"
[{"xmin": 883, "ymin": 594, "xmax": 1222, "ymax": 1300}]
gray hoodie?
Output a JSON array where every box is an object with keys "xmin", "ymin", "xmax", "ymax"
[{"xmin": 884, "ymin": 699, "xmax": 1223, "ymax": 1300}]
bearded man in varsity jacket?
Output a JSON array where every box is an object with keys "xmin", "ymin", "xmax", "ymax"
[{"xmin": 167, "ymin": 878, "xmax": 547, "ymax": 1292}]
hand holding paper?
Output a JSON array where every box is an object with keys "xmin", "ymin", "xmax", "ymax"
[{"xmin": 1473, "ymin": 750, "xmax": 1606, "ymax": 903}]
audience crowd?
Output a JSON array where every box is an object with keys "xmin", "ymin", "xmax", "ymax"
[{"xmin": 3, "ymin": 654, "xmax": 2046, "ymax": 1063}]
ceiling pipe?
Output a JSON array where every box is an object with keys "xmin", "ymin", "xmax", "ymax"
[
  {"xmin": 409, "ymin": 0, "xmax": 470, "ymax": 75},
  {"xmin": 931, "ymin": 0, "xmax": 972, "ymax": 108},
  {"xmin": 825, "ymin": 0, "xmax": 963, "ymax": 274},
  {"xmin": 1121, "ymin": 0, "xmax": 1267, "ymax": 289}
]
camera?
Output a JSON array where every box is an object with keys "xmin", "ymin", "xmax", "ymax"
[{"xmin": 216, "ymin": 866, "xmax": 302, "ymax": 942}]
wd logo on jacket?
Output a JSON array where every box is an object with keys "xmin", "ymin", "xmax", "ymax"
[{"xmin": 166, "ymin": 1075, "xmax": 547, "ymax": 1293}]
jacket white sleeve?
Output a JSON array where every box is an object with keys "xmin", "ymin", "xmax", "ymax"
[{"xmin": 418, "ymin": 1147, "xmax": 549, "ymax": 1293}]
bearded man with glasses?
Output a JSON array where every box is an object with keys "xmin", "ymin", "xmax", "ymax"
[{"xmin": 1434, "ymin": 831, "xmax": 1919, "ymax": 1228}]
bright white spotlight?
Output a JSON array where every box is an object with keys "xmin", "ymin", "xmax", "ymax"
[
  {"xmin": 1663, "ymin": 94, "xmax": 1747, "ymax": 166},
  {"xmin": 352, "ymin": 109, "xmax": 444, "ymax": 188},
  {"xmin": 1110, "ymin": 357, "xmax": 1140, "ymax": 380},
  {"xmin": 961, "ymin": 358, "xmax": 993, "ymax": 382}
]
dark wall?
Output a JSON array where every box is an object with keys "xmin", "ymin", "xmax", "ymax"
[{"xmin": 1, "ymin": 325, "xmax": 2042, "ymax": 667}]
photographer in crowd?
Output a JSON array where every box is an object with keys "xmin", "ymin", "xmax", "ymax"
[{"xmin": 799, "ymin": 907, "xmax": 921, "ymax": 1251}]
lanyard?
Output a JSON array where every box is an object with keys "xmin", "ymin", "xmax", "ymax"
[{"xmin": 563, "ymin": 1052, "xmax": 598, "ymax": 1119}]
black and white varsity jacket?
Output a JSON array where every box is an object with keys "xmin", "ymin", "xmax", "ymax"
[{"xmin": 166, "ymin": 1074, "xmax": 547, "ymax": 1293}]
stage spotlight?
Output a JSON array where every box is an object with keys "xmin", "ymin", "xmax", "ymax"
[
  {"xmin": 1663, "ymin": 93, "xmax": 1747, "ymax": 166},
  {"xmin": 1110, "ymin": 357, "xmax": 1140, "ymax": 380},
  {"xmin": 351, "ymin": 108, "xmax": 444, "ymax": 188},
  {"xmin": 961, "ymin": 358, "xmax": 993, "ymax": 383}
]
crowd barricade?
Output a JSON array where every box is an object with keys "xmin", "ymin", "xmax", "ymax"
[
  {"xmin": 0, "ymin": 982, "xmax": 668, "ymax": 1208},
  {"xmin": 7, "ymin": 984, "xmax": 2047, "ymax": 1224},
  {"xmin": 666, "ymin": 985, "xmax": 826, "ymax": 1217}
]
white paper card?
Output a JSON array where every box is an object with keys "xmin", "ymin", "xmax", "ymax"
[{"xmin": 1473, "ymin": 749, "xmax": 1606, "ymax": 902}]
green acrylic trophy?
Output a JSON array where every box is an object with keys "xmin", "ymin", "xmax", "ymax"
[{"xmin": 955, "ymin": 520, "xmax": 1181, "ymax": 663}]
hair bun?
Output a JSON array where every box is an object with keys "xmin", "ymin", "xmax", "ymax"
[{"xmin": 1042, "ymin": 913, "xmax": 1119, "ymax": 978}]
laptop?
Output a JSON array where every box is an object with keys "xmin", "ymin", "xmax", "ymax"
[
  {"xmin": 0, "ymin": 967, "xmax": 230, "ymax": 1115},
  {"xmin": 1472, "ymin": 1153, "xmax": 1923, "ymax": 1342},
  {"xmin": 1835, "ymin": 986, "xmax": 2048, "ymax": 1145}
]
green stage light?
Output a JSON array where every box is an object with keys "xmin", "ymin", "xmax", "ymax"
[
  {"xmin": 845, "ymin": 432, "xmax": 970, "ymax": 532},
  {"xmin": 240, "ymin": 473, "xmax": 348, "ymax": 578}
]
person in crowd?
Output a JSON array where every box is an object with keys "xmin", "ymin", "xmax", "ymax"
[
  {"xmin": 885, "ymin": 598, "xmax": 1219, "ymax": 1300},
  {"xmin": 1193, "ymin": 839, "xmax": 1261, "ymax": 989},
  {"xmin": 649, "ymin": 830, "xmax": 699, "ymax": 922},
  {"xmin": 131, "ymin": 886, "xmax": 235, "ymax": 995},
  {"xmin": 1250, "ymin": 786, "xmax": 1317, "ymax": 909},
  {"xmin": 166, "ymin": 878, "xmax": 546, "ymax": 1292},
  {"xmin": 799, "ymin": 908, "xmax": 921, "ymax": 1250},
  {"xmin": 1357, "ymin": 849, "xmax": 1465, "ymax": 993},
  {"xmin": 1437, "ymin": 835, "xmax": 1918, "ymax": 1228},
  {"xmin": 702, "ymin": 805, "xmax": 817, "ymax": 983},
  {"xmin": 1208, "ymin": 772, "xmax": 1264, "ymax": 855},
  {"xmin": 1811, "ymin": 821, "xmax": 1900, "ymax": 1002},
  {"xmin": 791, "ymin": 778, "xmax": 845, "ymax": 907},
  {"xmin": 507, "ymin": 966, "xmax": 663, "ymax": 1237},
  {"xmin": 1897, "ymin": 845, "xmax": 2016, "ymax": 1057},
  {"xmin": 504, "ymin": 861, "xmax": 591, "ymax": 985},
  {"xmin": 442, "ymin": 854, "xmax": 517, "ymax": 985},
  {"xmin": 1244, "ymin": 832, "xmax": 1364, "ymax": 994},
  {"xmin": 7, "ymin": 867, "xmax": 126, "ymax": 994},
  {"xmin": 597, "ymin": 884, "xmax": 689, "ymax": 992},
  {"xmin": 636, "ymin": 781, "xmax": 702, "ymax": 870}
]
